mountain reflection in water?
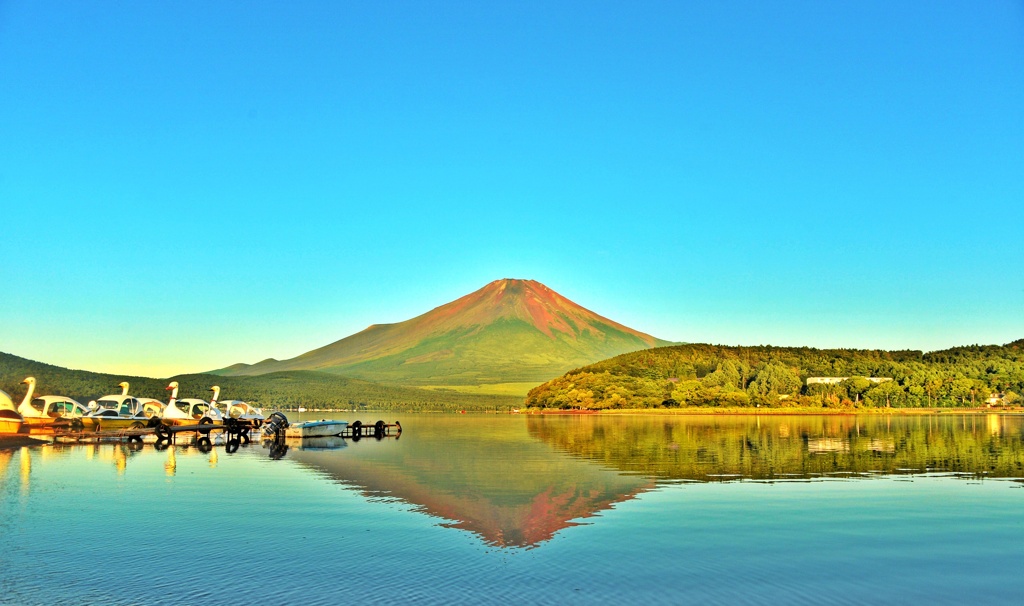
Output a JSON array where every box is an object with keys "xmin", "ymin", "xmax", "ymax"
[
  {"xmin": 5, "ymin": 414, "xmax": 1024, "ymax": 604},
  {"xmin": 5, "ymin": 413, "xmax": 1021, "ymax": 554},
  {"xmin": 283, "ymin": 413, "xmax": 1024, "ymax": 550},
  {"xmin": 526, "ymin": 413, "xmax": 1024, "ymax": 481},
  {"xmin": 284, "ymin": 415, "xmax": 653, "ymax": 548}
]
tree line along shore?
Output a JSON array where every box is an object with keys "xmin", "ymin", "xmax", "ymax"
[
  {"xmin": 525, "ymin": 341, "xmax": 1024, "ymax": 411},
  {"xmin": 4, "ymin": 340, "xmax": 1023, "ymax": 414}
]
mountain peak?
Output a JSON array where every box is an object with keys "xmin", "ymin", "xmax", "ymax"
[
  {"xmin": 217, "ymin": 279, "xmax": 670, "ymax": 393},
  {"xmin": 447, "ymin": 278, "xmax": 626, "ymax": 340}
]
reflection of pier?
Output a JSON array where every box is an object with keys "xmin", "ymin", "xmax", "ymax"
[{"xmin": 285, "ymin": 417, "xmax": 653, "ymax": 548}]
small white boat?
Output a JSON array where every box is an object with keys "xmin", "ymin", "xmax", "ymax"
[{"xmin": 285, "ymin": 419, "xmax": 348, "ymax": 439}]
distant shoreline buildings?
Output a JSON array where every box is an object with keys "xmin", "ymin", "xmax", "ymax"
[{"xmin": 806, "ymin": 377, "xmax": 893, "ymax": 385}]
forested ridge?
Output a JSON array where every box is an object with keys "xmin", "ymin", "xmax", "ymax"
[
  {"xmin": 525, "ymin": 340, "xmax": 1024, "ymax": 409},
  {"xmin": 0, "ymin": 351, "xmax": 519, "ymax": 412}
]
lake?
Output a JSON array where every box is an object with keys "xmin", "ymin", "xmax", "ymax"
[{"xmin": 2, "ymin": 413, "xmax": 1023, "ymax": 604}]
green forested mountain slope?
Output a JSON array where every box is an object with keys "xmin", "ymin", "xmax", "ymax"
[
  {"xmin": 526, "ymin": 340, "xmax": 1024, "ymax": 409},
  {"xmin": 0, "ymin": 351, "xmax": 518, "ymax": 412},
  {"xmin": 215, "ymin": 279, "xmax": 671, "ymax": 392}
]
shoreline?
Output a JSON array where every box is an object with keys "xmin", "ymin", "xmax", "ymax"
[{"xmin": 524, "ymin": 406, "xmax": 1024, "ymax": 416}]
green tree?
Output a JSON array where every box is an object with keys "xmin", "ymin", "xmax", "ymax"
[{"xmin": 748, "ymin": 362, "xmax": 802, "ymax": 398}]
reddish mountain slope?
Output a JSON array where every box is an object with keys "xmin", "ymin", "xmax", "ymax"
[{"xmin": 216, "ymin": 279, "xmax": 671, "ymax": 389}]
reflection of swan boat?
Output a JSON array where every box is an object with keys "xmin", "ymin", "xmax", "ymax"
[
  {"xmin": 285, "ymin": 420, "xmax": 348, "ymax": 439},
  {"xmin": 0, "ymin": 389, "xmax": 24, "ymax": 433},
  {"xmin": 82, "ymin": 389, "xmax": 151, "ymax": 432}
]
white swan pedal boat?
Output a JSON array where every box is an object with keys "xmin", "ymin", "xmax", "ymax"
[
  {"xmin": 160, "ymin": 382, "xmax": 225, "ymax": 426},
  {"xmin": 220, "ymin": 399, "xmax": 266, "ymax": 427},
  {"xmin": 0, "ymin": 389, "xmax": 24, "ymax": 433},
  {"xmin": 83, "ymin": 391, "xmax": 152, "ymax": 432},
  {"xmin": 17, "ymin": 377, "xmax": 91, "ymax": 430},
  {"xmin": 284, "ymin": 419, "xmax": 348, "ymax": 439}
]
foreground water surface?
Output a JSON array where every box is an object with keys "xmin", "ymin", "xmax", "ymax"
[{"xmin": 2, "ymin": 413, "xmax": 1023, "ymax": 605}]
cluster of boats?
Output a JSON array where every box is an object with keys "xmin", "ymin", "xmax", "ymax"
[{"xmin": 0, "ymin": 377, "xmax": 265, "ymax": 435}]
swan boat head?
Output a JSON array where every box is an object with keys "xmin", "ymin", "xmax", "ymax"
[{"xmin": 17, "ymin": 377, "xmax": 37, "ymax": 417}]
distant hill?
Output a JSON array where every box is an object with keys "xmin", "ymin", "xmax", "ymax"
[
  {"xmin": 214, "ymin": 279, "xmax": 672, "ymax": 394},
  {"xmin": 0, "ymin": 351, "xmax": 519, "ymax": 412},
  {"xmin": 525, "ymin": 341, "xmax": 1024, "ymax": 409}
]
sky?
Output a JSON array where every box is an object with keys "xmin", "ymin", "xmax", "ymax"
[{"xmin": 1, "ymin": 1, "xmax": 1022, "ymax": 377}]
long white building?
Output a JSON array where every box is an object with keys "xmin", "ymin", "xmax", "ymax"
[{"xmin": 806, "ymin": 377, "xmax": 893, "ymax": 385}]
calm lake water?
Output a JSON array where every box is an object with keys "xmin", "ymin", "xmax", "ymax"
[{"xmin": 2, "ymin": 413, "xmax": 1023, "ymax": 605}]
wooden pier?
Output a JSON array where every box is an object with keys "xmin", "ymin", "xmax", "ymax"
[
  {"xmin": 25, "ymin": 414, "xmax": 402, "ymax": 453},
  {"xmin": 344, "ymin": 420, "xmax": 402, "ymax": 440}
]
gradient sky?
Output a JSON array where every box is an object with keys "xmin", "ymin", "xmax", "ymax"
[{"xmin": 2, "ymin": 1, "xmax": 1022, "ymax": 377}]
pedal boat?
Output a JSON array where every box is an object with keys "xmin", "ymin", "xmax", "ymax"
[
  {"xmin": 0, "ymin": 389, "xmax": 24, "ymax": 434},
  {"xmin": 21, "ymin": 396, "xmax": 90, "ymax": 429},
  {"xmin": 136, "ymin": 398, "xmax": 166, "ymax": 419},
  {"xmin": 163, "ymin": 399, "xmax": 224, "ymax": 426},
  {"xmin": 82, "ymin": 395, "xmax": 151, "ymax": 432},
  {"xmin": 220, "ymin": 400, "xmax": 266, "ymax": 428},
  {"xmin": 159, "ymin": 382, "xmax": 223, "ymax": 426},
  {"xmin": 17, "ymin": 376, "xmax": 90, "ymax": 429}
]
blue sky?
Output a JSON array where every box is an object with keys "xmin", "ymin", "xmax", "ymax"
[{"xmin": 2, "ymin": 1, "xmax": 1022, "ymax": 377}]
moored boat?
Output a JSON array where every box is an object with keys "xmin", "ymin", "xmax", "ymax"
[
  {"xmin": 160, "ymin": 382, "xmax": 224, "ymax": 426},
  {"xmin": 82, "ymin": 389, "xmax": 151, "ymax": 432},
  {"xmin": 176, "ymin": 399, "xmax": 224, "ymax": 424},
  {"xmin": 219, "ymin": 396, "xmax": 266, "ymax": 427},
  {"xmin": 136, "ymin": 398, "xmax": 166, "ymax": 419},
  {"xmin": 0, "ymin": 389, "xmax": 24, "ymax": 434},
  {"xmin": 21, "ymin": 396, "xmax": 90, "ymax": 428},
  {"xmin": 17, "ymin": 377, "xmax": 90, "ymax": 429},
  {"xmin": 285, "ymin": 419, "xmax": 348, "ymax": 439}
]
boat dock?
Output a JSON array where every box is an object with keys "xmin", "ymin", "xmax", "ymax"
[{"xmin": 35, "ymin": 414, "xmax": 401, "ymax": 451}]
